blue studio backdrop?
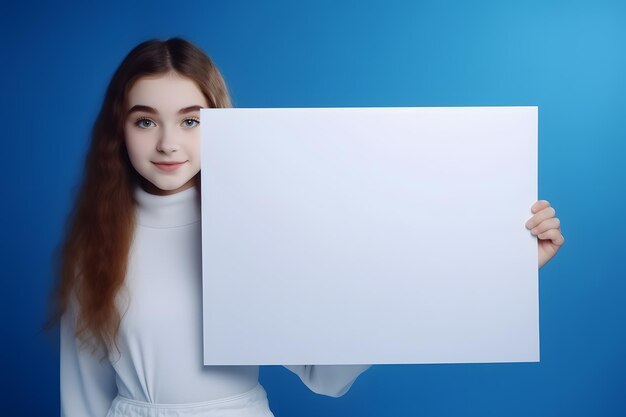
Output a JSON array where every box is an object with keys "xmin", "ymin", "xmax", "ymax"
[{"xmin": 2, "ymin": 1, "xmax": 625, "ymax": 416}]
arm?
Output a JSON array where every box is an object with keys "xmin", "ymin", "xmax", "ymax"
[
  {"xmin": 60, "ymin": 295, "xmax": 117, "ymax": 417},
  {"xmin": 283, "ymin": 364, "xmax": 371, "ymax": 398}
]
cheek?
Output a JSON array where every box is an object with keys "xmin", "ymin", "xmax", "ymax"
[
  {"xmin": 125, "ymin": 130, "xmax": 151, "ymax": 159},
  {"xmin": 191, "ymin": 140, "xmax": 201, "ymax": 160},
  {"xmin": 188, "ymin": 146, "xmax": 201, "ymax": 174},
  {"xmin": 185, "ymin": 134, "xmax": 201, "ymax": 161},
  {"xmin": 124, "ymin": 137, "xmax": 139, "ymax": 164}
]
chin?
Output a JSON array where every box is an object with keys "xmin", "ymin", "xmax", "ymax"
[{"xmin": 143, "ymin": 178, "xmax": 195, "ymax": 195}]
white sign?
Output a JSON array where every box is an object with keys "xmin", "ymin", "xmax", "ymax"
[{"xmin": 200, "ymin": 107, "xmax": 538, "ymax": 365}]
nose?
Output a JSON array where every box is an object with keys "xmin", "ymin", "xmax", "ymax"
[{"xmin": 156, "ymin": 127, "xmax": 180, "ymax": 153}]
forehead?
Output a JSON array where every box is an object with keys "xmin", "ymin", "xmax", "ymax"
[{"xmin": 127, "ymin": 73, "xmax": 208, "ymax": 112}]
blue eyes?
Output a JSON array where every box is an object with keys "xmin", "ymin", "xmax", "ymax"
[
  {"xmin": 134, "ymin": 117, "xmax": 200, "ymax": 129},
  {"xmin": 136, "ymin": 118, "xmax": 155, "ymax": 128},
  {"xmin": 182, "ymin": 118, "xmax": 200, "ymax": 128}
]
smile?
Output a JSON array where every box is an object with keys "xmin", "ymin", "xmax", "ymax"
[{"xmin": 152, "ymin": 161, "xmax": 186, "ymax": 172}]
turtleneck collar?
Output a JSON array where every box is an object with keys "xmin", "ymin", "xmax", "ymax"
[{"xmin": 134, "ymin": 185, "xmax": 201, "ymax": 228}]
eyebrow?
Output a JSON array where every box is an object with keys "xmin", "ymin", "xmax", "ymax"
[{"xmin": 127, "ymin": 105, "xmax": 204, "ymax": 116}]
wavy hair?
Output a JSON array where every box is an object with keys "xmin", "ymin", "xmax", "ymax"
[{"xmin": 46, "ymin": 38, "xmax": 232, "ymax": 357}]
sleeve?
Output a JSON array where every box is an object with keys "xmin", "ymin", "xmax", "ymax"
[
  {"xmin": 283, "ymin": 365, "xmax": 371, "ymax": 398},
  {"xmin": 60, "ymin": 295, "xmax": 118, "ymax": 417}
]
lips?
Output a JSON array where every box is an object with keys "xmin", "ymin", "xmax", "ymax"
[{"xmin": 152, "ymin": 161, "xmax": 186, "ymax": 172}]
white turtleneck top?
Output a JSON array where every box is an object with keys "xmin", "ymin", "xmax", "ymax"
[{"xmin": 60, "ymin": 184, "xmax": 370, "ymax": 417}]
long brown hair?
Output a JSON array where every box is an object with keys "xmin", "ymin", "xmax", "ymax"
[{"xmin": 46, "ymin": 38, "xmax": 232, "ymax": 356}]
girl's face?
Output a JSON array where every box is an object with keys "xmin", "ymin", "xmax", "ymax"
[{"xmin": 124, "ymin": 72, "xmax": 208, "ymax": 195}]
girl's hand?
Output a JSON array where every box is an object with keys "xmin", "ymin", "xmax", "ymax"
[{"xmin": 525, "ymin": 200, "xmax": 565, "ymax": 269}]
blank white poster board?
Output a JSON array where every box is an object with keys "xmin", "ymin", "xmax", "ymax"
[{"xmin": 200, "ymin": 106, "xmax": 538, "ymax": 365}]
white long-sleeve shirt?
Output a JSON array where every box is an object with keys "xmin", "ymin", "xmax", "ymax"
[{"xmin": 60, "ymin": 184, "xmax": 370, "ymax": 416}]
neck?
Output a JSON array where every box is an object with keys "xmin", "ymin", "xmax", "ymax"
[{"xmin": 134, "ymin": 184, "xmax": 201, "ymax": 228}]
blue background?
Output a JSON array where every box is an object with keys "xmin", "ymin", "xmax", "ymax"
[{"xmin": 2, "ymin": 1, "xmax": 625, "ymax": 416}]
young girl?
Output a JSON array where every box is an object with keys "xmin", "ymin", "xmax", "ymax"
[{"xmin": 50, "ymin": 37, "xmax": 564, "ymax": 417}]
